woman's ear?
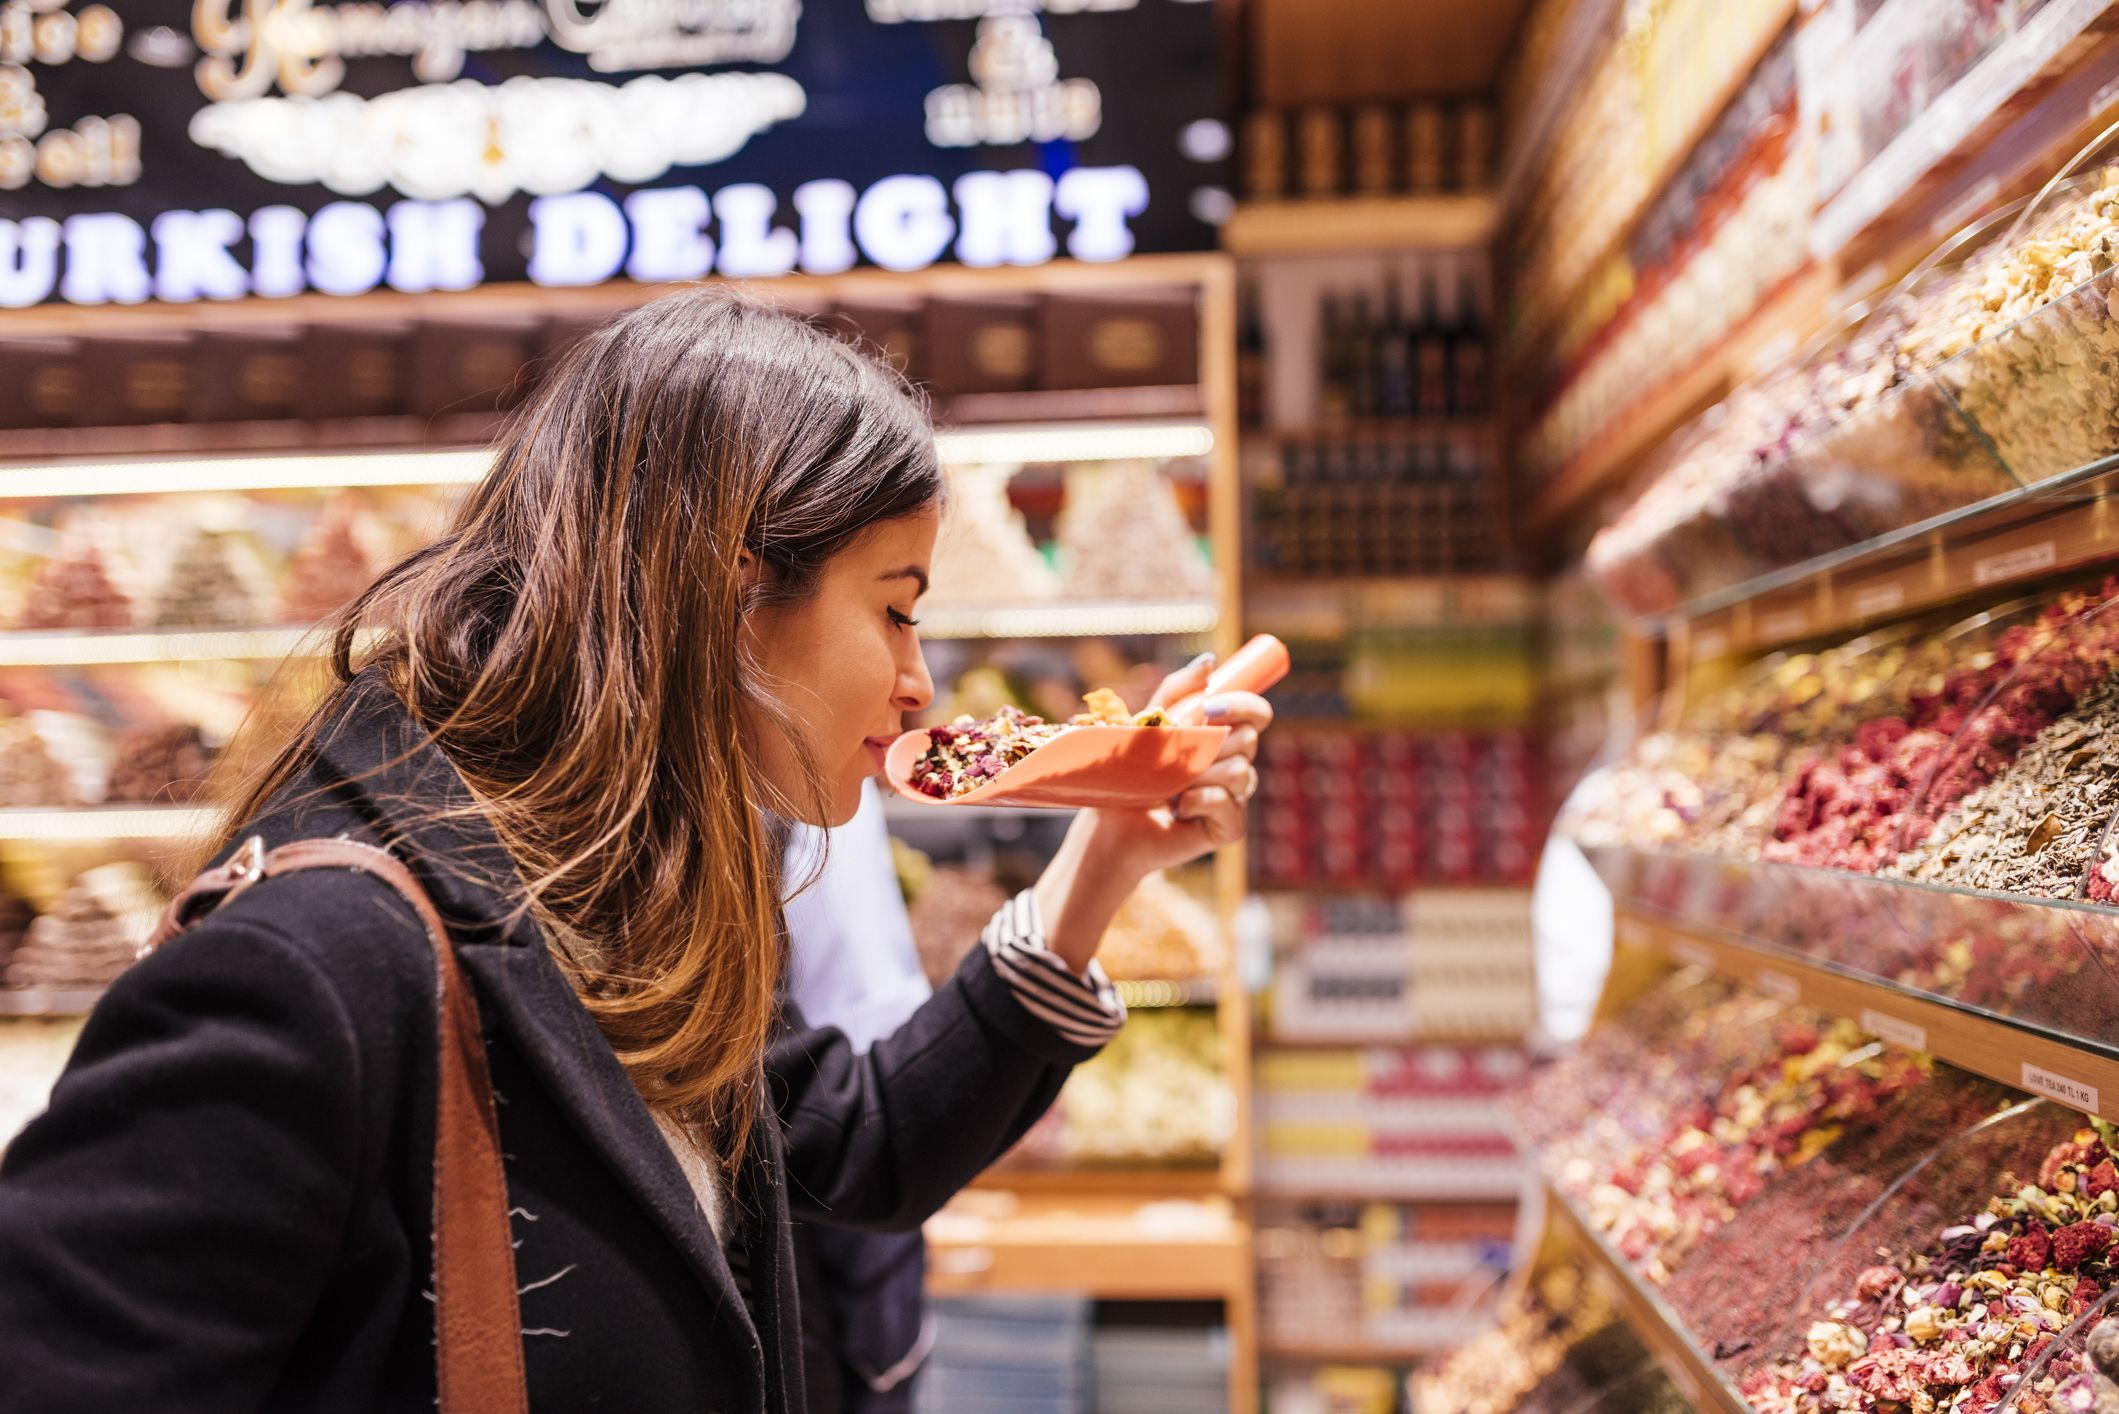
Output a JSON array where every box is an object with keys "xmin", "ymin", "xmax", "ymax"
[{"xmin": 737, "ymin": 548, "xmax": 762, "ymax": 591}]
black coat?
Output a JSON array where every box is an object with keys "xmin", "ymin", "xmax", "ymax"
[{"xmin": 0, "ymin": 678, "xmax": 1092, "ymax": 1413}]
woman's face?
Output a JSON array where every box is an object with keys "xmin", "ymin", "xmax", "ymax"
[{"xmin": 744, "ymin": 508, "xmax": 939, "ymax": 827}]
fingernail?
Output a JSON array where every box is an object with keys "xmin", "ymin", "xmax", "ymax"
[
  {"xmin": 1191, "ymin": 652, "xmax": 1217, "ymax": 671},
  {"xmin": 1204, "ymin": 697, "xmax": 1230, "ymax": 720}
]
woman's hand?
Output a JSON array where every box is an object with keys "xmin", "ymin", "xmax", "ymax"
[{"xmin": 1032, "ymin": 652, "xmax": 1275, "ymax": 974}]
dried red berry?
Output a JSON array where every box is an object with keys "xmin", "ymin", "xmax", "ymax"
[
  {"xmin": 2089, "ymin": 1159, "xmax": 2119, "ymax": 1199},
  {"xmin": 2009, "ymin": 1226, "xmax": 2053, "ymax": 1271},
  {"xmin": 2053, "ymin": 1220, "xmax": 2114, "ymax": 1272}
]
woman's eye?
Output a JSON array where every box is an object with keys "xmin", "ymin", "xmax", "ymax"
[{"xmin": 888, "ymin": 607, "xmax": 921, "ymax": 630}]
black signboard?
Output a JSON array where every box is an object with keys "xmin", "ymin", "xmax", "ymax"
[{"xmin": 0, "ymin": 0, "xmax": 1230, "ymax": 306}]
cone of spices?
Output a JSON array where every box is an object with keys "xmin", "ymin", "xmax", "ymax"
[
  {"xmin": 0, "ymin": 887, "xmax": 31, "ymax": 980},
  {"xmin": 4, "ymin": 862, "xmax": 162, "ymax": 992},
  {"xmin": 151, "ymin": 527, "xmax": 272, "ymax": 629},
  {"xmin": 280, "ymin": 497, "xmax": 383, "ymax": 624},
  {"xmin": 0, "ymin": 715, "xmax": 82, "ymax": 807},
  {"xmin": 103, "ymin": 723, "xmax": 215, "ymax": 805},
  {"xmin": 15, "ymin": 540, "xmax": 134, "ymax": 630},
  {"xmin": 1057, "ymin": 461, "xmax": 1215, "ymax": 600}
]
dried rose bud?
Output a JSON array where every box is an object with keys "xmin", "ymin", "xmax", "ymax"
[
  {"xmin": 1855, "ymin": 1266, "xmax": 1904, "ymax": 1301},
  {"xmin": 1807, "ymin": 1320, "xmax": 1869, "ymax": 1370},
  {"xmin": 2089, "ymin": 1160, "xmax": 2119, "ymax": 1201}
]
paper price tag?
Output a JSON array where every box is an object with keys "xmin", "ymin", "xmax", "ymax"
[
  {"xmin": 1859, "ymin": 1009, "xmax": 1927, "ymax": 1052},
  {"xmin": 1757, "ymin": 970, "xmax": 1800, "ymax": 1003},
  {"xmin": 1670, "ymin": 940, "xmax": 1715, "ymax": 971},
  {"xmin": 1852, "ymin": 583, "xmax": 1905, "ymax": 618},
  {"xmin": 1759, "ymin": 608, "xmax": 1810, "ymax": 641},
  {"xmin": 2022, "ymin": 1064, "xmax": 2099, "ymax": 1114},
  {"xmin": 1974, "ymin": 541, "xmax": 2057, "ymax": 585}
]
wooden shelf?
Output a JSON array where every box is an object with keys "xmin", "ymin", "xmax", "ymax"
[
  {"xmin": 0, "ymin": 807, "xmax": 213, "ymax": 842},
  {"xmin": 1259, "ymin": 1333, "xmax": 1469, "ymax": 1365},
  {"xmin": 0, "ymin": 988, "xmax": 104, "ymax": 1017},
  {"xmin": 1220, "ymin": 195, "xmax": 1496, "ymax": 256},
  {"xmin": 1254, "ymin": 1174, "xmax": 1527, "ymax": 1204},
  {"xmin": 1617, "ymin": 909, "xmax": 2119, "ymax": 1125},
  {"xmin": 0, "ymin": 625, "xmax": 329, "ymax": 667},
  {"xmin": 1543, "ymin": 1181, "xmax": 1751, "ymax": 1414},
  {"xmin": 1508, "ymin": 0, "xmax": 1799, "ymax": 368},
  {"xmin": 1682, "ymin": 472, "xmax": 2119, "ymax": 659},
  {"xmin": 915, "ymin": 598, "xmax": 1220, "ymax": 641},
  {"xmin": 970, "ymin": 1164, "xmax": 1224, "ymax": 1197},
  {"xmin": 1523, "ymin": 262, "xmax": 1835, "ymax": 540},
  {"xmin": 923, "ymin": 1191, "xmax": 1248, "ymax": 1300}
]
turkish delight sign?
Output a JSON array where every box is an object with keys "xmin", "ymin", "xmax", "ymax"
[{"xmin": 0, "ymin": 0, "xmax": 1228, "ymax": 307}]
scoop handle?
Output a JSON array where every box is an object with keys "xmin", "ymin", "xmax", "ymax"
[{"xmin": 1167, "ymin": 634, "xmax": 1291, "ymax": 725}]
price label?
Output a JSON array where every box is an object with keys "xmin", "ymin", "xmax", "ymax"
[
  {"xmin": 1759, "ymin": 608, "xmax": 1810, "ymax": 641},
  {"xmin": 2022, "ymin": 1063, "xmax": 2100, "ymax": 1114},
  {"xmin": 1852, "ymin": 582, "xmax": 1905, "ymax": 618},
  {"xmin": 1671, "ymin": 940, "xmax": 1715, "ymax": 971},
  {"xmin": 1859, "ymin": 1008, "xmax": 1927, "ymax": 1052},
  {"xmin": 1757, "ymin": 970, "xmax": 1801, "ymax": 1003},
  {"xmin": 2092, "ymin": 74, "xmax": 2119, "ymax": 121},
  {"xmin": 1974, "ymin": 541, "xmax": 2057, "ymax": 585}
]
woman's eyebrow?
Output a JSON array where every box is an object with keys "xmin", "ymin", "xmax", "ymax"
[{"xmin": 878, "ymin": 566, "xmax": 930, "ymax": 595}]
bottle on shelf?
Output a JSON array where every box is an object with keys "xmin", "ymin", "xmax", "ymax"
[
  {"xmin": 1351, "ymin": 103, "xmax": 1396, "ymax": 197},
  {"xmin": 1242, "ymin": 110, "xmax": 1290, "ymax": 201},
  {"xmin": 1454, "ymin": 103, "xmax": 1494, "ymax": 193},
  {"xmin": 1318, "ymin": 293, "xmax": 1355, "ymax": 425},
  {"xmin": 1346, "ymin": 291, "xmax": 1377, "ymax": 421},
  {"xmin": 1413, "ymin": 266, "xmax": 1451, "ymax": 420},
  {"xmin": 1405, "ymin": 102, "xmax": 1447, "ymax": 196},
  {"xmin": 1297, "ymin": 107, "xmax": 1344, "ymax": 199},
  {"xmin": 1450, "ymin": 270, "xmax": 1489, "ymax": 420},
  {"xmin": 1238, "ymin": 284, "xmax": 1268, "ymax": 429},
  {"xmin": 1374, "ymin": 273, "xmax": 1415, "ymax": 421}
]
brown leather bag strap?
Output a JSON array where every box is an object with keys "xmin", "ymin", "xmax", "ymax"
[{"xmin": 148, "ymin": 836, "xmax": 531, "ymax": 1414}]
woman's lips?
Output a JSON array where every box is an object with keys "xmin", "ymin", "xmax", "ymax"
[{"xmin": 863, "ymin": 737, "xmax": 893, "ymax": 771}]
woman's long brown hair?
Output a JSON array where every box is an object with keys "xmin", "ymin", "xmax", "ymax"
[{"xmin": 215, "ymin": 287, "xmax": 943, "ymax": 1167}]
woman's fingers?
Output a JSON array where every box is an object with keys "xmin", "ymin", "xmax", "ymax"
[
  {"xmin": 1147, "ymin": 652, "xmax": 1217, "ymax": 712},
  {"xmin": 1201, "ymin": 690, "xmax": 1274, "ymax": 736},
  {"xmin": 1171, "ymin": 784, "xmax": 1246, "ymax": 846},
  {"xmin": 1214, "ymin": 725, "xmax": 1260, "ymax": 764}
]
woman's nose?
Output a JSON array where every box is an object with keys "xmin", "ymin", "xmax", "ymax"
[{"xmin": 894, "ymin": 649, "xmax": 934, "ymax": 713}]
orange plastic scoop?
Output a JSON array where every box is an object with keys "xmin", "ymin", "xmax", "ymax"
[{"xmin": 885, "ymin": 634, "xmax": 1290, "ymax": 810}]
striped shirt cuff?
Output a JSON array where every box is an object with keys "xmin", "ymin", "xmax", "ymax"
[{"xmin": 980, "ymin": 890, "xmax": 1127, "ymax": 1048}]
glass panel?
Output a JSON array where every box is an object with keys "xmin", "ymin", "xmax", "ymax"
[
  {"xmin": 2002, "ymin": 1286, "xmax": 2119, "ymax": 1414},
  {"xmin": 1606, "ymin": 847, "xmax": 2119, "ymax": 1054},
  {"xmin": 1889, "ymin": 585, "xmax": 2119, "ymax": 894},
  {"xmin": 1738, "ymin": 1100, "xmax": 2099, "ymax": 1410},
  {"xmin": 1661, "ymin": 1066, "xmax": 2023, "ymax": 1378}
]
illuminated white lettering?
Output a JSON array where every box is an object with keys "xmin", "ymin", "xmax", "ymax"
[
  {"xmin": 527, "ymin": 191, "xmax": 626, "ymax": 287},
  {"xmin": 305, "ymin": 200, "xmax": 387, "ymax": 296},
  {"xmin": 1055, "ymin": 164, "xmax": 1146, "ymax": 262},
  {"xmin": 0, "ymin": 214, "xmax": 58, "ymax": 307},
  {"xmin": 854, "ymin": 174, "xmax": 953, "ymax": 274},
  {"xmin": 712, "ymin": 182, "xmax": 795, "ymax": 278},
  {"xmin": 792, "ymin": 178, "xmax": 856, "ymax": 276},
  {"xmin": 385, "ymin": 198, "xmax": 484, "ymax": 292},
  {"xmin": 151, "ymin": 207, "xmax": 249, "ymax": 301},
  {"xmin": 952, "ymin": 169, "xmax": 1055, "ymax": 268},
  {"xmin": 624, "ymin": 185, "xmax": 713, "ymax": 282},
  {"xmin": 59, "ymin": 211, "xmax": 149, "ymax": 303},
  {"xmin": 249, "ymin": 204, "xmax": 307, "ymax": 297}
]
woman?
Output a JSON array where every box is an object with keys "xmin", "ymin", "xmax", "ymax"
[{"xmin": 0, "ymin": 290, "xmax": 1271, "ymax": 1412}]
